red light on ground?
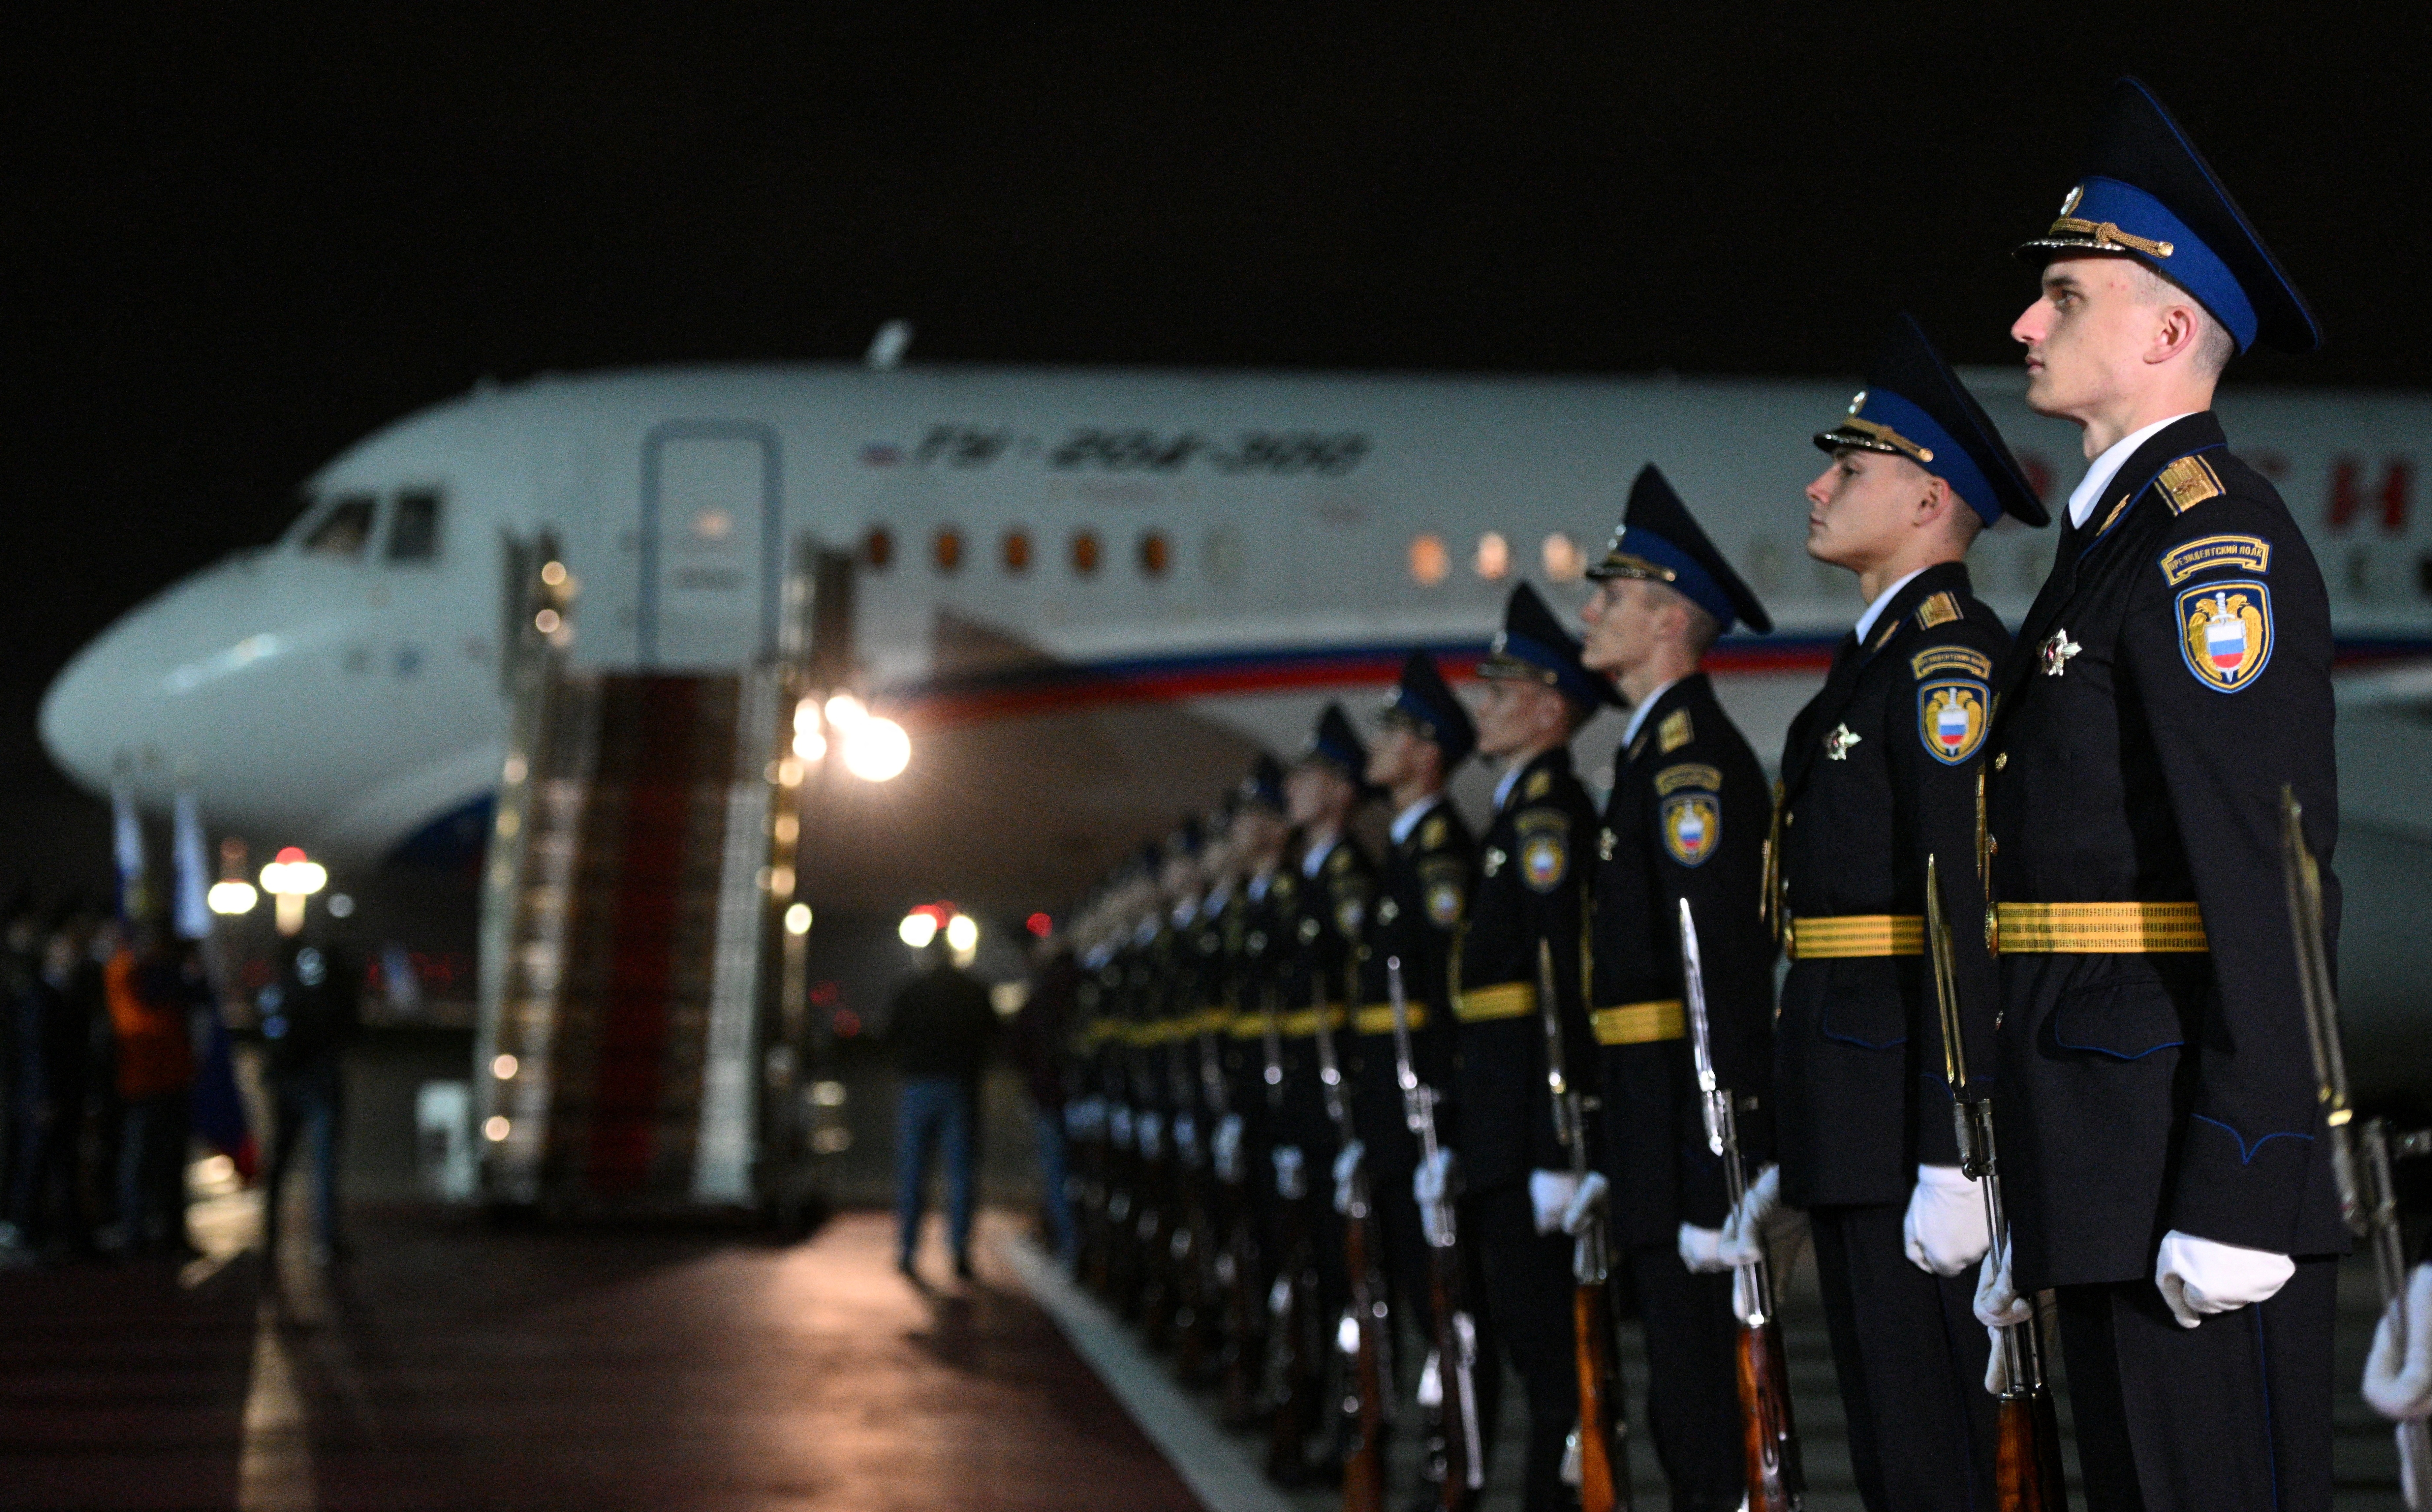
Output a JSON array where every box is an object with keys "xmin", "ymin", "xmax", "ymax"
[
  {"xmin": 1027, "ymin": 912, "xmax": 1052, "ymax": 937},
  {"xmin": 832, "ymin": 1008, "xmax": 861, "ymax": 1038}
]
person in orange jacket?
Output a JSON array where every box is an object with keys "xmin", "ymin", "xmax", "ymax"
[{"xmin": 104, "ymin": 923, "xmax": 197, "ymax": 1256}]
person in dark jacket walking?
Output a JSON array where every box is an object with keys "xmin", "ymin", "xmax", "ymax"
[
  {"xmin": 888, "ymin": 937, "xmax": 998, "ymax": 1280},
  {"xmin": 1007, "ymin": 934, "xmax": 1080, "ymax": 1265},
  {"xmin": 260, "ymin": 937, "xmax": 359, "ymax": 1266}
]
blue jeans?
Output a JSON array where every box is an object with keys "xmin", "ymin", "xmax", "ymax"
[
  {"xmin": 265, "ymin": 1062, "xmax": 343, "ymax": 1254},
  {"xmin": 1034, "ymin": 1109, "xmax": 1077, "ymax": 1265},
  {"xmin": 895, "ymin": 1076, "xmax": 975, "ymax": 1266}
]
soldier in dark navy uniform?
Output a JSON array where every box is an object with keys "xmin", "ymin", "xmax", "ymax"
[
  {"xmin": 1217, "ymin": 755, "xmax": 1294, "ymax": 1427},
  {"xmin": 1753, "ymin": 316, "xmax": 2048, "ymax": 1512},
  {"xmin": 1349, "ymin": 650, "xmax": 1485, "ymax": 1502},
  {"xmin": 1980, "ymin": 78, "xmax": 2340, "ymax": 1512},
  {"xmin": 1573, "ymin": 464, "xmax": 1776, "ymax": 1512},
  {"xmin": 1451, "ymin": 582, "xmax": 1615, "ymax": 1512}
]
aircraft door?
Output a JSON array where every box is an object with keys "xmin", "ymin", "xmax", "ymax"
[{"xmin": 639, "ymin": 422, "xmax": 783, "ymax": 669}]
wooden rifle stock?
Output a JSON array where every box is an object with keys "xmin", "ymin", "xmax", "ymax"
[
  {"xmin": 1925, "ymin": 857, "xmax": 2062, "ymax": 1512},
  {"xmin": 1390, "ymin": 957, "xmax": 1484, "ymax": 1510},
  {"xmin": 1537, "ymin": 940, "xmax": 1629, "ymax": 1512},
  {"xmin": 1679, "ymin": 900, "xmax": 1803, "ymax": 1512},
  {"xmin": 1311, "ymin": 975, "xmax": 1387, "ymax": 1512}
]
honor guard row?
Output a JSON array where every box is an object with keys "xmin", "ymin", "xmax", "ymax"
[{"xmin": 1040, "ymin": 74, "xmax": 2400, "ymax": 1512}]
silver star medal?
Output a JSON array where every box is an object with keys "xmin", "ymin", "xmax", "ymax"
[
  {"xmin": 2041, "ymin": 629, "xmax": 2082, "ymax": 677},
  {"xmin": 1824, "ymin": 723, "xmax": 1862, "ymax": 761}
]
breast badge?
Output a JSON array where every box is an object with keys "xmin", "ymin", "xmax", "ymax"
[
  {"xmin": 1660, "ymin": 792, "xmax": 1720, "ymax": 866},
  {"xmin": 1513, "ymin": 810, "xmax": 1569, "ymax": 893},
  {"xmin": 2176, "ymin": 581, "xmax": 2273, "ymax": 692},
  {"xmin": 2040, "ymin": 628, "xmax": 2081, "ymax": 677},
  {"xmin": 1823, "ymin": 723, "xmax": 1862, "ymax": 761},
  {"xmin": 1917, "ymin": 679, "xmax": 1990, "ymax": 766}
]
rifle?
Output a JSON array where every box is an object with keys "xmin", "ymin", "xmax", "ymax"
[
  {"xmin": 1167, "ymin": 1001, "xmax": 1220, "ymax": 1376},
  {"xmin": 1679, "ymin": 899, "xmax": 1803, "ymax": 1512},
  {"xmin": 1206, "ymin": 985, "xmax": 1266, "ymax": 1426},
  {"xmin": 1392, "ymin": 955, "xmax": 1485, "ymax": 1510},
  {"xmin": 1313, "ymin": 972, "xmax": 1389, "ymax": 1512},
  {"xmin": 1262, "ymin": 980, "xmax": 1324, "ymax": 1485},
  {"xmin": 1923, "ymin": 856, "xmax": 2062, "ymax": 1512},
  {"xmin": 1537, "ymin": 938, "xmax": 1629, "ymax": 1512},
  {"xmin": 2282, "ymin": 792, "xmax": 2430, "ymax": 1510}
]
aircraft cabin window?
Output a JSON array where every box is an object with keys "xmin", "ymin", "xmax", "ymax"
[
  {"xmin": 1071, "ymin": 531, "xmax": 1100, "ymax": 577},
  {"xmin": 1002, "ymin": 529, "xmax": 1031, "ymax": 574},
  {"xmin": 1474, "ymin": 531, "xmax": 1510, "ymax": 581},
  {"xmin": 301, "ymin": 496, "xmax": 377, "ymax": 558},
  {"xmin": 934, "ymin": 528, "xmax": 963, "ymax": 574},
  {"xmin": 388, "ymin": 490, "xmax": 443, "ymax": 562},
  {"xmin": 1138, "ymin": 531, "xmax": 1169, "ymax": 578},
  {"xmin": 1409, "ymin": 533, "xmax": 1449, "ymax": 586},
  {"xmin": 863, "ymin": 527, "xmax": 893, "ymax": 571}
]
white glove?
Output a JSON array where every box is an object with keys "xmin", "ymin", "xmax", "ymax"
[
  {"xmin": 2363, "ymin": 1264, "xmax": 2432, "ymax": 1421},
  {"xmin": 1561, "ymin": 1171, "xmax": 1609, "ymax": 1237},
  {"xmin": 1678, "ymin": 1222, "xmax": 1729, "ymax": 1274},
  {"xmin": 1529, "ymin": 1170, "xmax": 1580, "ymax": 1235},
  {"xmin": 1903, "ymin": 1164, "xmax": 1993, "ymax": 1276},
  {"xmin": 1272, "ymin": 1144, "xmax": 1307, "ymax": 1202},
  {"xmin": 2155, "ymin": 1229, "xmax": 2294, "ymax": 1329},
  {"xmin": 1414, "ymin": 1149, "xmax": 1459, "ymax": 1247},
  {"xmin": 1212, "ymin": 1113, "xmax": 1245, "ymax": 1184},
  {"xmin": 1974, "ymin": 1238, "xmax": 2031, "ymax": 1329},
  {"xmin": 1984, "ymin": 1325, "xmax": 2012, "ymax": 1396},
  {"xmin": 1719, "ymin": 1163, "xmax": 1794, "ymax": 1264},
  {"xmin": 1332, "ymin": 1140, "xmax": 1366, "ymax": 1216}
]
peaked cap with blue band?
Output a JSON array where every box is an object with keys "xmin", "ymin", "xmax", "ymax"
[
  {"xmin": 1587, "ymin": 465, "xmax": 1774, "ymax": 634},
  {"xmin": 2019, "ymin": 77, "xmax": 2319, "ymax": 355},
  {"xmin": 1379, "ymin": 649, "xmax": 1477, "ymax": 769},
  {"xmin": 1298, "ymin": 701, "xmax": 1372, "ymax": 788},
  {"xmin": 1479, "ymin": 581, "xmax": 1619, "ymax": 709},
  {"xmin": 1814, "ymin": 313, "xmax": 2049, "ymax": 529},
  {"xmin": 1237, "ymin": 752, "xmax": 1287, "ymax": 814}
]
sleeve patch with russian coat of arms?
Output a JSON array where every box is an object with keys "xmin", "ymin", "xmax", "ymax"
[
  {"xmin": 2158, "ymin": 534, "xmax": 2270, "ymax": 586},
  {"xmin": 1419, "ymin": 856, "xmax": 1466, "ymax": 927},
  {"xmin": 1513, "ymin": 809, "xmax": 1570, "ymax": 893},
  {"xmin": 1917, "ymin": 679, "xmax": 1991, "ymax": 765},
  {"xmin": 2176, "ymin": 580, "xmax": 2273, "ymax": 692},
  {"xmin": 1659, "ymin": 792, "xmax": 1720, "ymax": 866}
]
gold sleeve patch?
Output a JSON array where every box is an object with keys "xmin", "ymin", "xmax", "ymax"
[
  {"xmin": 1918, "ymin": 679, "xmax": 1991, "ymax": 765},
  {"xmin": 2178, "ymin": 581, "xmax": 2273, "ymax": 692},
  {"xmin": 1655, "ymin": 762, "xmax": 1722, "ymax": 795},
  {"xmin": 1912, "ymin": 644, "xmax": 1993, "ymax": 680},
  {"xmin": 1524, "ymin": 770, "xmax": 1553, "ymax": 800},
  {"xmin": 2159, "ymin": 533, "xmax": 2271, "ymax": 585},
  {"xmin": 1915, "ymin": 591, "xmax": 1962, "ymax": 629},
  {"xmin": 1658, "ymin": 709, "xmax": 1694, "ymax": 752},
  {"xmin": 1659, "ymin": 792, "xmax": 1720, "ymax": 867},
  {"xmin": 1514, "ymin": 809, "xmax": 1570, "ymax": 893},
  {"xmin": 2158, "ymin": 454, "xmax": 2226, "ymax": 515}
]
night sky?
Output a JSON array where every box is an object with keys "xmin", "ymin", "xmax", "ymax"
[{"xmin": 8, "ymin": 7, "xmax": 2425, "ymax": 900}]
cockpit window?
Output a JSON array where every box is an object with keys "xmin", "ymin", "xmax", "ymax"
[
  {"xmin": 301, "ymin": 495, "xmax": 376, "ymax": 558},
  {"xmin": 388, "ymin": 490, "xmax": 442, "ymax": 562}
]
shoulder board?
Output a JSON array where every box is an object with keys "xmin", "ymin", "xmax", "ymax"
[
  {"xmin": 1419, "ymin": 813, "xmax": 1449, "ymax": 850},
  {"xmin": 1627, "ymin": 733, "xmax": 1648, "ymax": 763},
  {"xmin": 2157, "ymin": 454, "xmax": 2226, "ymax": 515},
  {"xmin": 1911, "ymin": 644, "xmax": 1993, "ymax": 680},
  {"xmin": 1659, "ymin": 709, "xmax": 1694, "ymax": 752},
  {"xmin": 1872, "ymin": 615, "xmax": 1903, "ymax": 650},
  {"xmin": 1655, "ymin": 761, "xmax": 1722, "ymax": 795},
  {"xmin": 1272, "ymin": 873, "xmax": 1298, "ymax": 901},
  {"xmin": 1914, "ymin": 591, "xmax": 1962, "ymax": 629},
  {"xmin": 1326, "ymin": 846, "xmax": 1353, "ymax": 875},
  {"xmin": 2158, "ymin": 532, "xmax": 2271, "ymax": 585},
  {"xmin": 1524, "ymin": 770, "xmax": 1553, "ymax": 800}
]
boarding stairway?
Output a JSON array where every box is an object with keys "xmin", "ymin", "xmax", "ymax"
[{"xmin": 472, "ymin": 537, "xmax": 850, "ymax": 1220}]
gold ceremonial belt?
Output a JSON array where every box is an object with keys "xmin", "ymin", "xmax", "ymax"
[
  {"xmin": 1786, "ymin": 914, "xmax": 1924, "ymax": 961},
  {"xmin": 1274, "ymin": 1006, "xmax": 1349, "ymax": 1038},
  {"xmin": 1183, "ymin": 1008, "xmax": 1235, "ymax": 1037},
  {"xmin": 1351, "ymin": 1002, "xmax": 1429, "ymax": 1035},
  {"xmin": 1992, "ymin": 901, "xmax": 2209, "ymax": 954},
  {"xmin": 1229, "ymin": 1011, "xmax": 1275, "ymax": 1040},
  {"xmin": 1592, "ymin": 1000, "xmax": 1684, "ymax": 1045},
  {"xmin": 1454, "ymin": 981, "xmax": 1536, "ymax": 1023}
]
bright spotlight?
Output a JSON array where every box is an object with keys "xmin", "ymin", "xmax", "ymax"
[
  {"xmin": 492, "ymin": 1054, "xmax": 518, "ymax": 1079},
  {"xmin": 792, "ymin": 726, "xmax": 827, "ymax": 762},
  {"xmin": 206, "ymin": 880, "xmax": 258, "ymax": 916},
  {"xmin": 842, "ymin": 716, "xmax": 911, "ymax": 781},
  {"xmin": 784, "ymin": 902, "xmax": 814, "ymax": 936},
  {"xmin": 793, "ymin": 696, "xmax": 821, "ymax": 734},
  {"xmin": 258, "ymin": 847, "xmax": 328, "ymax": 896},
  {"xmin": 483, "ymin": 1116, "xmax": 512, "ymax": 1142},
  {"xmin": 898, "ymin": 911, "xmax": 939, "ymax": 949},
  {"xmin": 825, "ymin": 693, "xmax": 867, "ymax": 728},
  {"xmin": 944, "ymin": 914, "xmax": 979, "ymax": 953}
]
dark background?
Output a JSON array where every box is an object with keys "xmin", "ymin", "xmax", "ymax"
[{"xmin": 7, "ymin": 6, "xmax": 2425, "ymax": 901}]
